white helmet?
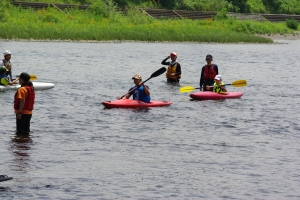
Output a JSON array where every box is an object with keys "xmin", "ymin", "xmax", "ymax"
[{"xmin": 4, "ymin": 50, "xmax": 11, "ymax": 56}]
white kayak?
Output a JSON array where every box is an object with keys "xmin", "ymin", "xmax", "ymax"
[{"xmin": 0, "ymin": 82, "xmax": 55, "ymax": 92}]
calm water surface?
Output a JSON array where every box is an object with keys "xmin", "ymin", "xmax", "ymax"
[{"xmin": 0, "ymin": 40, "xmax": 299, "ymax": 199}]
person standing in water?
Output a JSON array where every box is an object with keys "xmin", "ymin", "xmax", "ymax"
[
  {"xmin": 161, "ymin": 52, "xmax": 182, "ymax": 83},
  {"xmin": 199, "ymin": 54, "xmax": 219, "ymax": 91},
  {"xmin": 14, "ymin": 72, "xmax": 35, "ymax": 134}
]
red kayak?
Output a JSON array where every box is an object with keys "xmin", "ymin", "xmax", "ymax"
[
  {"xmin": 102, "ymin": 99, "xmax": 172, "ymax": 108},
  {"xmin": 190, "ymin": 91, "xmax": 243, "ymax": 100}
]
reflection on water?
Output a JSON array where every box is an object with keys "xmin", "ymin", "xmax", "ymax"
[{"xmin": 10, "ymin": 133, "xmax": 33, "ymax": 173}]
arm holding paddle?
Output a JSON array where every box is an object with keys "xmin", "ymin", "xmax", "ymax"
[
  {"xmin": 0, "ymin": 66, "xmax": 19, "ymax": 85},
  {"xmin": 9, "ymin": 77, "xmax": 19, "ymax": 85},
  {"xmin": 206, "ymin": 75, "xmax": 227, "ymax": 93},
  {"xmin": 119, "ymin": 82, "xmax": 150, "ymax": 100},
  {"xmin": 117, "ymin": 67, "xmax": 166, "ymax": 101}
]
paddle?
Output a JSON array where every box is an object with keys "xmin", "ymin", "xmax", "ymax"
[
  {"xmin": 180, "ymin": 79, "xmax": 247, "ymax": 93},
  {"xmin": 119, "ymin": 67, "xmax": 167, "ymax": 99},
  {"xmin": 16, "ymin": 74, "xmax": 37, "ymax": 81}
]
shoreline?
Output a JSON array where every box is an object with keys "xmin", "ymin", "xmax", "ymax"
[
  {"xmin": 257, "ymin": 31, "xmax": 300, "ymax": 40},
  {"xmin": 0, "ymin": 32, "xmax": 299, "ymax": 44}
]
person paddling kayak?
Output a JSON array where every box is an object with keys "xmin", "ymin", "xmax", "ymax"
[
  {"xmin": 118, "ymin": 74, "xmax": 151, "ymax": 103},
  {"xmin": 206, "ymin": 75, "xmax": 227, "ymax": 94},
  {"xmin": 0, "ymin": 50, "xmax": 13, "ymax": 82},
  {"xmin": 0, "ymin": 66, "xmax": 19, "ymax": 85},
  {"xmin": 200, "ymin": 54, "xmax": 219, "ymax": 91},
  {"xmin": 161, "ymin": 52, "xmax": 182, "ymax": 83}
]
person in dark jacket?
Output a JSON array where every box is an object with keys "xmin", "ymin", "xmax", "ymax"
[
  {"xmin": 200, "ymin": 54, "xmax": 219, "ymax": 91},
  {"xmin": 161, "ymin": 52, "xmax": 182, "ymax": 83}
]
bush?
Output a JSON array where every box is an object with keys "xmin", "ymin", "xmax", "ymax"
[
  {"xmin": 286, "ymin": 18, "xmax": 299, "ymax": 30},
  {"xmin": 0, "ymin": 0, "xmax": 10, "ymax": 21},
  {"xmin": 125, "ymin": 7, "xmax": 153, "ymax": 24},
  {"xmin": 213, "ymin": 8, "xmax": 228, "ymax": 20},
  {"xmin": 89, "ymin": 0, "xmax": 118, "ymax": 18}
]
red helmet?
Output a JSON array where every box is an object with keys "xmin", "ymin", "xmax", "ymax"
[{"xmin": 170, "ymin": 52, "xmax": 177, "ymax": 57}]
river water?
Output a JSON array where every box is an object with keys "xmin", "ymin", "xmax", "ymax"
[{"xmin": 0, "ymin": 40, "xmax": 299, "ymax": 199}]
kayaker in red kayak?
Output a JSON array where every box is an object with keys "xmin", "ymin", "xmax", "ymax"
[
  {"xmin": 161, "ymin": 52, "xmax": 182, "ymax": 83},
  {"xmin": 206, "ymin": 75, "xmax": 227, "ymax": 94},
  {"xmin": 118, "ymin": 74, "xmax": 151, "ymax": 103},
  {"xmin": 200, "ymin": 54, "xmax": 219, "ymax": 91}
]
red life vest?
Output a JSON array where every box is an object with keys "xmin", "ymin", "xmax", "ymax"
[
  {"xmin": 203, "ymin": 64, "xmax": 217, "ymax": 80},
  {"xmin": 14, "ymin": 86, "xmax": 35, "ymax": 111}
]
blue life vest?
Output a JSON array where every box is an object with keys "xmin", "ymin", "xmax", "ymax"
[
  {"xmin": 0, "ymin": 74, "xmax": 9, "ymax": 85},
  {"xmin": 129, "ymin": 85, "xmax": 150, "ymax": 103}
]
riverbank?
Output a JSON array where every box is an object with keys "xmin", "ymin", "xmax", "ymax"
[
  {"xmin": 258, "ymin": 31, "xmax": 300, "ymax": 40},
  {"xmin": 0, "ymin": 6, "xmax": 298, "ymax": 43},
  {"xmin": 2, "ymin": 32, "xmax": 299, "ymax": 44}
]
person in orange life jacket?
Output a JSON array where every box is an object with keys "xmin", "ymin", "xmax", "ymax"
[
  {"xmin": 0, "ymin": 50, "xmax": 13, "ymax": 81},
  {"xmin": 118, "ymin": 74, "xmax": 151, "ymax": 103},
  {"xmin": 14, "ymin": 72, "xmax": 35, "ymax": 134},
  {"xmin": 161, "ymin": 52, "xmax": 182, "ymax": 83},
  {"xmin": 0, "ymin": 66, "xmax": 19, "ymax": 85},
  {"xmin": 200, "ymin": 54, "xmax": 219, "ymax": 91},
  {"xmin": 206, "ymin": 74, "xmax": 227, "ymax": 93}
]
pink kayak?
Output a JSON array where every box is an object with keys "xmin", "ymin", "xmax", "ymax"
[
  {"xmin": 102, "ymin": 99, "xmax": 172, "ymax": 108},
  {"xmin": 190, "ymin": 91, "xmax": 243, "ymax": 100}
]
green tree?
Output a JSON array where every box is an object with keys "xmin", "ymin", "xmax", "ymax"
[
  {"xmin": 160, "ymin": 0, "xmax": 176, "ymax": 9},
  {"xmin": 262, "ymin": 0, "xmax": 282, "ymax": 13},
  {"xmin": 90, "ymin": 0, "xmax": 118, "ymax": 17},
  {"xmin": 228, "ymin": 0, "xmax": 249, "ymax": 12},
  {"xmin": 0, "ymin": 0, "xmax": 10, "ymax": 21}
]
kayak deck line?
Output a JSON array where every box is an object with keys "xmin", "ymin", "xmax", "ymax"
[
  {"xmin": 190, "ymin": 91, "xmax": 243, "ymax": 100},
  {"xmin": 102, "ymin": 99, "xmax": 172, "ymax": 109}
]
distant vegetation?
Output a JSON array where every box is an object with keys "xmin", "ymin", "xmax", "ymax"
[
  {"xmin": 0, "ymin": 0, "xmax": 298, "ymax": 43},
  {"xmin": 13, "ymin": 0, "xmax": 300, "ymax": 14}
]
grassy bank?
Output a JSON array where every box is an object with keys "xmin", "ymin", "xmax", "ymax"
[
  {"xmin": 12, "ymin": 0, "xmax": 300, "ymax": 14},
  {"xmin": 0, "ymin": 5, "xmax": 298, "ymax": 43}
]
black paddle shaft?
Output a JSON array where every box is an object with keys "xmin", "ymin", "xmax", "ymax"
[{"xmin": 120, "ymin": 67, "xmax": 166, "ymax": 99}]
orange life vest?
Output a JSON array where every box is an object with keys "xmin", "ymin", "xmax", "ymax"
[
  {"xmin": 166, "ymin": 63, "xmax": 181, "ymax": 80},
  {"xmin": 14, "ymin": 86, "xmax": 35, "ymax": 111}
]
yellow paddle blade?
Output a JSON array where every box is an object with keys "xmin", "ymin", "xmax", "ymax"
[
  {"xmin": 231, "ymin": 79, "xmax": 246, "ymax": 87},
  {"xmin": 30, "ymin": 74, "xmax": 37, "ymax": 81},
  {"xmin": 180, "ymin": 86, "xmax": 196, "ymax": 93}
]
